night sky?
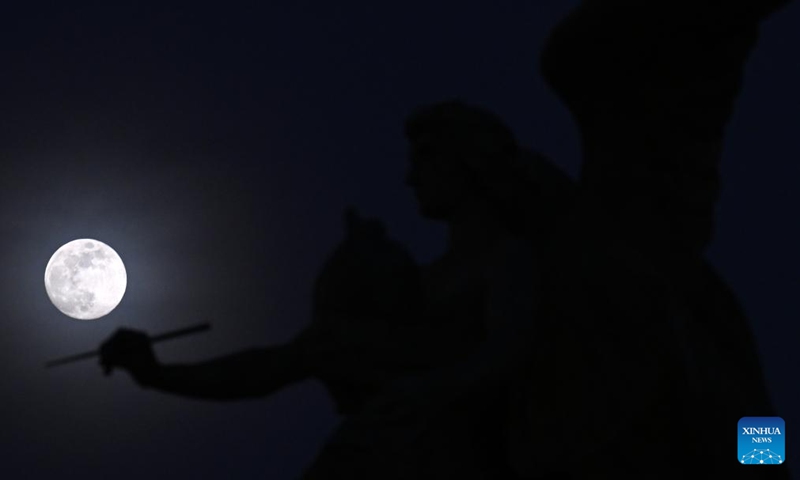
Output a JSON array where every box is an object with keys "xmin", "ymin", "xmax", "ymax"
[{"xmin": 1, "ymin": 2, "xmax": 798, "ymax": 478}]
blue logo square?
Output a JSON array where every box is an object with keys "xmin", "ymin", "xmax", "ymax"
[{"xmin": 739, "ymin": 417, "xmax": 785, "ymax": 465}]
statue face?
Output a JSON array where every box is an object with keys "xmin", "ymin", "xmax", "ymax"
[{"xmin": 405, "ymin": 138, "xmax": 475, "ymax": 221}]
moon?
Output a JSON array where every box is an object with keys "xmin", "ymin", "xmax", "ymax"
[{"xmin": 44, "ymin": 239, "xmax": 127, "ymax": 320}]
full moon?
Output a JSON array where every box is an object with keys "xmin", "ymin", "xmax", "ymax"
[{"xmin": 44, "ymin": 239, "xmax": 127, "ymax": 320}]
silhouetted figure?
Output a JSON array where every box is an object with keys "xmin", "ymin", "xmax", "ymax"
[
  {"xmin": 99, "ymin": 0, "xmax": 795, "ymax": 478},
  {"xmin": 103, "ymin": 96, "xmax": 572, "ymax": 478},
  {"xmin": 100, "ymin": 117, "xmax": 544, "ymax": 478}
]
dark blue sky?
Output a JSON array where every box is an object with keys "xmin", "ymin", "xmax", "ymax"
[{"xmin": 0, "ymin": 2, "xmax": 798, "ymax": 478}]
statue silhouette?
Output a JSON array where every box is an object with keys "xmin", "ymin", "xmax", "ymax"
[
  {"xmin": 98, "ymin": 0, "xmax": 794, "ymax": 478},
  {"xmin": 101, "ymin": 103, "xmax": 546, "ymax": 478}
]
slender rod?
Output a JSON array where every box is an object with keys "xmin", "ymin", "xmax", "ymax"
[{"xmin": 45, "ymin": 322, "xmax": 211, "ymax": 368}]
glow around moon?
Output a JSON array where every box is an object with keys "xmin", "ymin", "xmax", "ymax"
[{"xmin": 44, "ymin": 239, "xmax": 127, "ymax": 320}]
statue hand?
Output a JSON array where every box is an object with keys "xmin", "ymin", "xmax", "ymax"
[{"xmin": 99, "ymin": 328, "xmax": 160, "ymax": 386}]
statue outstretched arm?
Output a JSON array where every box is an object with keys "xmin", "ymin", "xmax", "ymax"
[
  {"xmin": 100, "ymin": 328, "xmax": 313, "ymax": 401},
  {"xmin": 141, "ymin": 345, "xmax": 312, "ymax": 401}
]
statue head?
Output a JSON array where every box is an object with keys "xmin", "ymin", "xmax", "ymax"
[{"xmin": 404, "ymin": 100, "xmax": 518, "ymax": 221}]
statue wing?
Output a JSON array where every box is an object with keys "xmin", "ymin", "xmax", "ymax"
[
  {"xmin": 540, "ymin": 0, "xmax": 791, "ymax": 258},
  {"xmin": 517, "ymin": 3, "xmax": 793, "ymax": 476}
]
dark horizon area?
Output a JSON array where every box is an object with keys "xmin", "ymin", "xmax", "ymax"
[{"xmin": 0, "ymin": 1, "xmax": 798, "ymax": 478}]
